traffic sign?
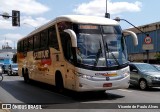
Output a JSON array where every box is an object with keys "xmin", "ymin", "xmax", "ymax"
[
  {"xmin": 144, "ymin": 36, "xmax": 152, "ymax": 44},
  {"xmin": 142, "ymin": 44, "xmax": 154, "ymax": 50}
]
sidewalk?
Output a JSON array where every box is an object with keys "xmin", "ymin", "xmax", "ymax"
[{"xmin": 0, "ymin": 109, "xmax": 10, "ymax": 112}]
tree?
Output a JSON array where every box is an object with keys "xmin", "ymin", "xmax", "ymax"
[{"xmin": 154, "ymin": 53, "xmax": 160, "ymax": 62}]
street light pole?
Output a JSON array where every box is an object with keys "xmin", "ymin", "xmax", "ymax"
[
  {"xmin": 114, "ymin": 17, "xmax": 150, "ymax": 63},
  {"xmin": 114, "ymin": 18, "xmax": 148, "ymax": 35},
  {"xmin": 105, "ymin": 0, "xmax": 110, "ymax": 18},
  {"xmin": 23, "ymin": 23, "xmax": 37, "ymax": 29}
]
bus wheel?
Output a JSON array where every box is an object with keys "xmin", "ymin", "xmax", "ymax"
[
  {"xmin": 23, "ymin": 69, "xmax": 30, "ymax": 83},
  {"xmin": 55, "ymin": 74, "xmax": 64, "ymax": 93}
]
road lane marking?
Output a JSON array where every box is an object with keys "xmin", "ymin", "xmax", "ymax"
[{"xmin": 117, "ymin": 89, "xmax": 133, "ymax": 92}]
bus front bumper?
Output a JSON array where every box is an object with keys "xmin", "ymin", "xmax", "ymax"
[{"xmin": 75, "ymin": 75, "xmax": 130, "ymax": 92}]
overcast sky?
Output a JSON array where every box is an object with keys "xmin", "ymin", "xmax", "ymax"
[{"xmin": 0, "ymin": 0, "xmax": 159, "ymax": 49}]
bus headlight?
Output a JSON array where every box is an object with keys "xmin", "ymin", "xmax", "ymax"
[
  {"xmin": 81, "ymin": 74, "xmax": 92, "ymax": 79},
  {"xmin": 76, "ymin": 72, "xmax": 92, "ymax": 79}
]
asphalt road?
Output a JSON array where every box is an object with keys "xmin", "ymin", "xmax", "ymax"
[{"xmin": 0, "ymin": 74, "xmax": 160, "ymax": 112}]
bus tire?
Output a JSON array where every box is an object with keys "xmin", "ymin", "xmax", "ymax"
[
  {"xmin": 55, "ymin": 72, "xmax": 64, "ymax": 93},
  {"xmin": 23, "ymin": 69, "xmax": 30, "ymax": 83}
]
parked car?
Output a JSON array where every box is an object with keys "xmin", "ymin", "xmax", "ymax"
[
  {"xmin": 153, "ymin": 64, "xmax": 160, "ymax": 71},
  {"xmin": 0, "ymin": 63, "xmax": 3, "ymax": 67},
  {"xmin": 2, "ymin": 64, "xmax": 10, "ymax": 74},
  {"xmin": 7, "ymin": 64, "xmax": 18, "ymax": 76},
  {"xmin": 129, "ymin": 62, "xmax": 160, "ymax": 90}
]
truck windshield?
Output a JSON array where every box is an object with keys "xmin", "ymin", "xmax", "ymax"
[{"xmin": 73, "ymin": 24, "xmax": 128, "ymax": 68}]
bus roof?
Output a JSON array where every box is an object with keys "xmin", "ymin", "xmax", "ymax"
[
  {"xmin": 20, "ymin": 15, "xmax": 119, "ymax": 41},
  {"xmin": 55, "ymin": 15, "xmax": 118, "ymax": 25}
]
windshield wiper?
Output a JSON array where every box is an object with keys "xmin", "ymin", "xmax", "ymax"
[
  {"xmin": 108, "ymin": 50, "xmax": 120, "ymax": 66},
  {"xmin": 94, "ymin": 41, "xmax": 102, "ymax": 66},
  {"xmin": 105, "ymin": 43, "xmax": 120, "ymax": 67}
]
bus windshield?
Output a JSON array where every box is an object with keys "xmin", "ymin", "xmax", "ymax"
[{"xmin": 74, "ymin": 24, "xmax": 128, "ymax": 67}]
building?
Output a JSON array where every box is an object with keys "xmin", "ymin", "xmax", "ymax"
[
  {"xmin": 125, "ymin": 21, "xmax": 160, "ymax": 63},
  {"xmin": 0, "ymin": 42, "xmax": 16, "ymax": 64},
  {"xmin": 0, "ymin": 42, "xmax": 16, "ymax": 53}
]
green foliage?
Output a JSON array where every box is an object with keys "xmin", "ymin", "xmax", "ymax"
[{"xmin": 155, "ymin": 53, "xmax": 160, "ymax": 60}]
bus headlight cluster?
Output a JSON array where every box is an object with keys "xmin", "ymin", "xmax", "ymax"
[
  {"xmin": 76, "ymin": 72, "xmax": 92, "ymax": 79},
  {"xmin": 81, "ymin": 74, "xmax": 92, "ymax": 79}
]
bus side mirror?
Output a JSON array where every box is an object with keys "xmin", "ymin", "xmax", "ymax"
[
  {"xmin": 123, "ymin": 30, "xmax": 138, "ymax": 46},
  {"xmin": 64, "ymin": 29, "xmax": 77, "ymax": 47},
  {"xmin": 12, "ymin": 53, "xmax": 17, "ymax": 63}
]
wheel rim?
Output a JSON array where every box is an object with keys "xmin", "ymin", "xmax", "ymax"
[{"xmin": 140, "ymin": 80, "xmax": 147, "ymax": 90}]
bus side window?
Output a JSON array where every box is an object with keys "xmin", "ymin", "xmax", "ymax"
[
  {"xmin": 34, "ymin": 34, "xmax": 40, "ymax": 50},
  {"xmin": 48, "ymin": 26, "xmax": 59, "ymax": 50},
  {"xmin": 28, "ymin": 36, "xmax": 34, "ymax": 51},
  {"xmin": 23, "ymin": 38, "xmax": 28, "ymax": 52},
  {"xmin": 40, "ymin": 30, "xmax": 48, "ymax": 50},
  {"xmin": 17, "ymin": 41, "xmax": 23, "ymax": 52}
]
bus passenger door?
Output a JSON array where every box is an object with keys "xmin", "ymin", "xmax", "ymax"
[{"xmin": 60, "ymin": 32, "xmax": 76, "ymax": 90}]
